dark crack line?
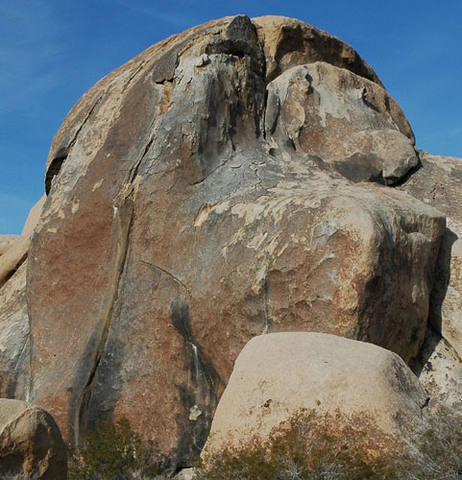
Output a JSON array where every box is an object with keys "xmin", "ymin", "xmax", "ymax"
[
  {"xmin": 262, "ymin": 278, "xmax": 272, "ymax": 334},
  {"xmin": 121, "ymin": 61, "xmax": 146, "ymax": 94},
  {"xmin": 139, "ymin": 260, "xmax": 192, "ymax": 298},
  {"xmin": 69, "ymin": 94, "xmax": 103, "ymax": 151},
  {"xmin": 387, "ymin": 157, "xmax": 423, "ymax": 188},
  {"xmin": 1, "ymin": 251, "xmax": 28, "ymax": 288},
  {"xmin": 130, "ymin": 136, "xmax": 154, "ymax": 185},
  {"xmin": 189, "ymin": 159, "xmax": 228, "ymax": 186},
  {"xmin": 73, "ymin": 198, "xmax": 134, "ymax": 445}
]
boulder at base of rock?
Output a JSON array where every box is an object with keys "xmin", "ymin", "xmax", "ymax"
[
  {"xmin": 204, "ymin": 332, "xmax": 428, "ymax": 454},
  {"xmin": 0, "ymin": 399, "xmax": 67, "ymax": 480}
]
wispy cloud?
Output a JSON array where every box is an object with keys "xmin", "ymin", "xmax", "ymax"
[{"xmin": 0, "ymin": 2, "xmax": 64, "ymax": 113}]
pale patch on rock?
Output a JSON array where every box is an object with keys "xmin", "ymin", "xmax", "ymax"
[{"xmin": 92, "ymin": 178, "xmax": 104, "ymax": 191}]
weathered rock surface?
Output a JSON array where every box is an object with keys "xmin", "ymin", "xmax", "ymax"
[
  {"xmin": 0, "ymin": 399, "xmax": 67, "ymax": 480},
  {"xmin": 265, "ymin": 61, "xmax": 417, "ymax": 184},
  {"xmin": 0, "ymin": 237, "xmax": 29, "ymax": 289},
  {"xmin": 0, "ymin": 236, "xmax": 20, "ymax": 257},
  {"xmin": 0, "ymin": 195, "xmax": 45, "ymax": 399},
  {"xmin": 17, "ymin": 15, "xmax": 447, "ymax": 467},
  {"xmin": 252, "ymin": 16, "xmax": 383, "ymax": 86},
  {"xmin": 0, "ymin": 262, "xmax": 30, "ymax": 400},
  {"xmin": 204, "ymin": 333, "xmax": 428, "ymax": 453},
  {"xmin": 401, "ymin": 151, "xmax": 462, "ymax": 406}
]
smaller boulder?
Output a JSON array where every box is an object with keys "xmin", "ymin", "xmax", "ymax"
[
  {"xmin": 204, "ymin": 332, "xmax": 428, "ymax": 455},
  {"xmin": 0, "ymin": 236, "xmax": 20, "ymax": 257},
  {"xmin": 0, "ymin": 237, "xmax": 29, "ymax": 288},
  {"xmin": 0, "ymin": 195, "xmax": 45, "ymax": 288},
  {"xmin": 0, "ymin": 399, "xmax": 67, "ymax": 480}
]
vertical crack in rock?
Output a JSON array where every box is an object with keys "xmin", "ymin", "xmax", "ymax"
[
  {"xmin": 71, "ymin": 196, "xmax": 134, "ymax": 446},
  {"xmin": 412, "ymin": 226, "xmax": 461, "ymax": 375},
  {"xmin": 261, "ymin": 278, "xmax": 272, "ymax": 334},
  {"xmin": 72, "ymin": 124, "xmax": 161, "ymax": 444}
]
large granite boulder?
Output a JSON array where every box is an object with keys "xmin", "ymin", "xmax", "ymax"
[
  {"xmin": 0, "ymin": 399, "xmax": 67, "ymax": 480},
  {"xmin": 24, "ymin": 16, "xmax": 445, "ymax": 466},
  {"xmin": 204, "ymin": 332, "xmax": 428, "ymax": 454},
  {"xmin": 0, "ymin": 14, "xmax": 458, "ymax": 470}
]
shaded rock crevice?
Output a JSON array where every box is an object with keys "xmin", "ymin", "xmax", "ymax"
[
  {"xmin": 45, "ymin": 94, "xmax": 103, "ymax": 195},
  {"xmin": 73, "ymin": 124, "xmax": 163, "ymax": 442},
  {"xmin": 70, "ymin": 197, "xmax": 135, "ymax": 446}
]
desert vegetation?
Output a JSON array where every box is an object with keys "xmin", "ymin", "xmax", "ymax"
[
  {"xmin": 68, "ymin": 406, "xmax": 462, "ymax": 480},
  {"xmin": 68, "ymin": 418, "xmax": 164, "ymax": 480}
]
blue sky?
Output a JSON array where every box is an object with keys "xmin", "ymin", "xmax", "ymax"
[{"xmin": 1, "ymin": 0, "xmax": 461, "ymax": 233}]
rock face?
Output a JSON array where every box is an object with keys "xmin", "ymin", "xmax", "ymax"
[
  {"xmin": 0, "ymin": 196, "xmax": 44, "ymax": 399},
  {"xmin": 204, "ymin": 332, "xmax": 428, "ymax": 453},
  {"xmin": 0, "ymin": 399, "xmax": 67, "ymax": 480},
  {"xmin": 265, "ymin": 61, "xmax": 418, "ymax": 185},
  {"xmin": 0, "ymin": 263, "xmax": 30, "ymax": 399},
  {"xmin": 0, "ymin": 236, "xmax": 19, "ymax": 257},
  {"xmin": 0, "ymin": 14, "xmax": 459, "ymax": 470},
  {"xmin": 401, "ymin": 151, "xmax": 462, "ymax": 406}
]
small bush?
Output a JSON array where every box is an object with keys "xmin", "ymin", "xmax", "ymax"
[
  {"xmin": 68, "ymin": 407, "xmax": 462, "ymax": 479},
  {"xmin": 198, "ymin": 406, "xmax": 462, "ymax": 480},
  {"xmin": 199, "ymin": 409, "xmax": 404, "ymax": 480},
  {"xmin": 68, "ymin": 418, "xmax": 164, "ymax": 480},
  {"xmin": 405, "ymin": 405, "xmax": 462, "ymax": 480}
]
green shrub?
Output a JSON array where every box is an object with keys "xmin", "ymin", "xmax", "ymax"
[{"xmin": 68, "ymin": 417, "xmax": 164, "ymax": 480}]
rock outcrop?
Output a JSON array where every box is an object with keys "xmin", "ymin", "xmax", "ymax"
[
  {"xmin": 204, "ymin": 332, "xmax": 427, "ymax": 453},
  {"xmin": 0, "ymin": 399, "xmax": 67, "ymax": 480},
  {"xmin": 0, "ymin": 196, "xmax": 45, "ymax": 399},
  {"xmin": 401, "ymin": 151, "xmax": 462, "ymax": 406},
  {"xmin": 0, "ymin": 262, "xmax": 30, "ymax": 399},
  {"xmin": 0, "ymin": 14, "xmax": 460, "ymax": 471}
]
